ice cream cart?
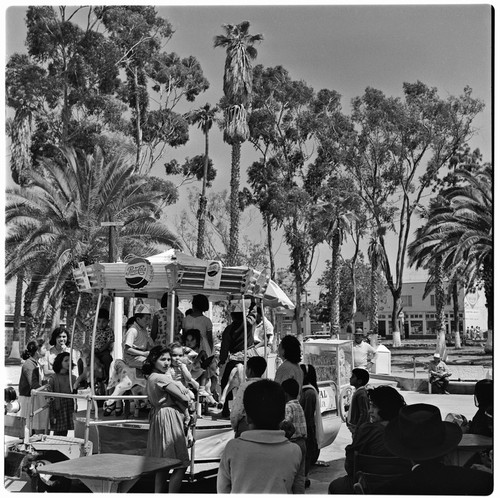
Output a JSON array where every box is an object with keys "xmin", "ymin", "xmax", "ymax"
[{"xmin": 303, "ymin": 339, "xmax": 354, "ymax": 422}]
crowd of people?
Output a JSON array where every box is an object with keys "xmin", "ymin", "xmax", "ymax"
[{"xmin": 12, "ymin": 293, "xmax": 493, "ymax": 494}]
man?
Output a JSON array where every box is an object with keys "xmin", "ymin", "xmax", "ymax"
[
  {"xmin": 427, "ymin": 352, "xmax": 451, "ymax": 394},
  {"xmin": 374, "ymin": 403, "xmax": 492, "ymax": 495},
  {"xmin": 253, "ymin": 307, "xmax": 274, "ymax": 353},
  {"xmin": 352, "ymin": 328, "xmax": 377, "ymax": 371}
]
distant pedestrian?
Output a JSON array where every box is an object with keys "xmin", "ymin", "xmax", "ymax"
[
  {"xmin": 346, "ymin": 368, "xmax": 370, "ymax": 436},
  {"xmin": 217, "ymin": 379, "xmax": 302, "ymax": 493},
  {"xmin": 352, "ymin": 329, "xmax": 377, "ymax": 371}
]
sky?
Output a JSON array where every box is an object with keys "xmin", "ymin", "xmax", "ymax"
[{"xmin": 2, "ymin": 2, "xmax": 493, "ymax": 302}]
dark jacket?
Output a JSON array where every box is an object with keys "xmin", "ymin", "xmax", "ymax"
[
  {"xmin": 219, "ymin": 309, "xmax": 257, "ymax": 364},
  {"xmin": 19, "ymin": 357, "xmax": 42, "ymax": 396}
]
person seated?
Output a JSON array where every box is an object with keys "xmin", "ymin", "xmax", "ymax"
[
  {"xmin": 373, "ymin": 403, "xmax": 493, "ymax": 495},
  {"xmin": 253, "ymin": 307, "xmax": 274, "ymax": 353},
  {"xmin": 328, "ymin": 385, "xmax": 407, "ymax": 494},
  {"xmin": 230, "ymin": 356, "xmax": 267, "ymax": 437},
  {"xmin": 123, "ymin": 304, "xmax": 154, "ymax": 370},
  {"xmin": 469, "ymin": 379, "xmax": 493, "ymax": 437},
  {"xmin": 217, "ymin": 379, "xmax": 302, "ymax": 494},
  {"xmin": 93, "ymin": 308, "xmax": 114, "ymax": 382},
  {"xmin": 346, "ymin": 368, "xmax": 370, "ymax": 436},
  {"xmin": 427, "ymin": 353, "xmax": 451, "ymax": 394}
]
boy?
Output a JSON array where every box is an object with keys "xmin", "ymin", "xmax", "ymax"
[
  {"xmin": 281, "ymin": 378, "xmax": 308, "ymax": 494},
  {"xmin": 230, "ymin": 356, "xmax": 267, "ymax": 437},
  {"xmin": 217, "ymin": 379, "xmax": 302, "ymax": 494},
  {"xmin": 346, "ymin": 368, "xmax": 370, "ymax": 436}
]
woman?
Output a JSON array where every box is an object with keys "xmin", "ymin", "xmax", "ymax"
[
  {"xmin": 142, "ymin": 346, "xmax": 191, "ymax": 493},
  {"xmin": 151, "ymin": 292, "xmax": 184, "ymax": 347},
  {"xmin": 328, "ymin": 385, "xmax": 407, "ymax": 494},
  {"xmin": 182, "ymin": 294, "xmax": 213, "ymax": 357},
  {"xmin": 274, "ymin": 335, "xmax": 304, "ymax": 392},
  {"xmin": 43, "ymin": 327, "xmax": 79, "ymax": 377},
  {"xmin": 19, "ymin": 340, "xmax": 49, "ymax": 434}
]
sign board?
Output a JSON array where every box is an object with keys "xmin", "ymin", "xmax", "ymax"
[
  {"xmin": 125, "ymin": 257, "xmax": 154, "ymax": 289},
  {"xmin": 203, "ymin": 261, "xmax": 223, "ymax": 290},
  {"xmin": 165, "ymin": 263, "xmax": 179, "ymax": 291}
]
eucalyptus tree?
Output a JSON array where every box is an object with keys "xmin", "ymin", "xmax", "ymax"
[
  {"xmin": 5, "ymin": 147, "xmax": 182, "ymax": 337},
  {"xmin": 347, "ymin": 82, "xmax": 484, "ymax": 346},
  {"xmin": 214, "ymin": 21, "xmax": 263, "ymax": 265}
]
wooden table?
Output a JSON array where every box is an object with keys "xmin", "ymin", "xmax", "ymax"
[
  {"xmin": 447, "ymin": 434, "xmax": 493, "ymax": 466},
  {"xmin": 36, "ymin": 453, "xmax": 181, "ymax": 493}
]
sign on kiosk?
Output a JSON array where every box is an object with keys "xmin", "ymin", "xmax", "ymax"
[{"xmin": 204, "ymin": 261, "xmax": 223, "ymax": 290}]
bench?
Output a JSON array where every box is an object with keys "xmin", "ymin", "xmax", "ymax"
[{"xmin": 428, "ymin": 365, "xmax": 490, "ymax": 393}]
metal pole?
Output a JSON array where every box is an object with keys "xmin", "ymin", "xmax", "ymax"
[
  {"xmin": 260, "ymin": 300, "xmax": 267, "ymax": 364},
  {"xmin": 412, "ymin": 356, "xmax": 416, "ymax": 391},
  {"xmin": 242, "ymin": 297, "xmax": 247, "ymax": 374},
  {"xmin": 90, "ymin": 293, "xmax": 103, "ymax": 397},
  {"xmin": 69, "ymin": 294, "xmax": 82, "ymax": 393},
  {"xmin": 170, "ymin": 290, "xmax": 176, "ymax": 344}
]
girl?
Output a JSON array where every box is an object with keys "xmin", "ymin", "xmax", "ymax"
[
  {"xmin": 300, "ymin": 364, "xmax": 322, "ymax": 488},
  {"xmin": 182, "ymin": 294, "xmax": 213, "ymax": 358},
  {"xmin": 182, "ymin": 329, "xmax": 208, "ymax": 385},
  {"xmin": 47, "ymin": 352, "xmax": 78, "ymax": 436},
  {"xmin": 142, "ymin": 346, "xmax": 191, "ymax": 493},
  {"xmin": 43, "ymin": 327, "xmax": 79, "ymax": 378},
  {"xmin": 274, "ymin": 335, "xmax": 304, "ymax": 392},
  {"xmin": 18, "ymin": 340, "xmax": 49, "ymax": 434}
]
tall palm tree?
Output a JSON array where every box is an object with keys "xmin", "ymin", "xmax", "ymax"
[
  {"xmin": 6, "ymin": 146, "xmax": 182, "ymax": 337},
  {"xmin": 367, "ymin": 229, "xmax": 386, "ymax": 340},
  {"xmin": 187, "ymin": 103, "xmax": 219, "ymax": 259},
  {"xmin": 214, "ymin": 21, "xmax": 263, "ymax": 265}
]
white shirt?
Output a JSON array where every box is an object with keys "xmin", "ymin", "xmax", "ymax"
[
  {"xmin": 353, "ymin": 341, "xmax": 377, "ymax": 369},
  {"xmin": 254, "ymin": 317, "xmax": 274, "ymax": 344}
]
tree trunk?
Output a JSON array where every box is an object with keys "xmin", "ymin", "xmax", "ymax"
[
  {"xmin": 13, "ymin": 272, "xmax": 24, "ymax": 346},
  {"xmin": 434, "ymin": 260, "xmax": 447, "ymax": 358},
  {"xmin": 329, "ymin": 230, "xmax": 341, "ymax": 336},
  {"xmin": 227, "ymin": 142, "xmax": 241, "ymax": 266},
  {"xmin": 294, "ymin": 277, "xmax": 303, "ymax": 339},
  {"xmin": 390, "ymin": 291, "xmax": 402, "ymax": 347},
  {"xmin": 23, "ymin": 280, "xmax": 37, "ymax": 341},
  {"xmin": 266, "ymin": 213, "xmax": 275, "ymax": 280},
  {"xmin": 452, "ymin": 281, "xmax": 462, "ymax": 349},
  {"xmin": 133, "ymin": 67, "xmax": 142, "ymax": 169},
  {"xmin": 196, "ymin": 128, "xmax": 210, "ymax": 259},
  {"xmin": 369, "ymin": 266, "xmax": 379, "ymax": 335}
]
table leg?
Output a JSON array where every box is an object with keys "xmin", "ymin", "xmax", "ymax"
[{"xmin": 79, "ymin": 477, "xmax": 139, "ymax": 493}]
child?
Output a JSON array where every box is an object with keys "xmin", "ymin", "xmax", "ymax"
[
  {"xmin": 142, "ymin": 346, "xmax": 191, "ymax": 493},
  {"xmin": 281, "ymin": 378, "xmax": 308, "ymax": 494},
  {"xmin": 182, "ymin": 329, "xmax": 209, "ymax": 386},
  {"xmin": 230, "ymin": 356, "xmax": 267, "ymax": 437},
  {"xmin": 346, "ymin": 367, "xmax": 370, "ymax": 436},
  {"xmin": 47, "ymin": 352, "xmax": 78, "ymax": 436},
  {"xmin": 300, "ymin": 364, "xmax": 322, "ymax": 488},
  {"xmin": 217, "ymin": 379, "xmax": 302, "ymax": 494},
  {"xmin": 93, "ymin": 308, "xmax": 114, "ymax": 382}
]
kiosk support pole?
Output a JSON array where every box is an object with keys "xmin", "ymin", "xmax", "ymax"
[
  {"xmin": 90, "ymin": 293, "xmax": 103, "ymax": 398},
  {"xmin": 242, "ymin": 297, "xmax": 248, "ymax": 374},
  {"xmin": 69, "ymin": 294, "xmax": 82, "ymax": 392},
  {"xmin": 170, "ymin": 290, "xmax": 176, "ymax": 344}
]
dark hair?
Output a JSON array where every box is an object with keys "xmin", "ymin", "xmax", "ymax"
[
  {"xmin": 21, "ymin": 339, "xmax": 45, "ymax": 360},
  {"xmin": 160, "ymin": 292, "xmax": 179, "ymax": 309},
  {"xmin": 247, "ymin": 356, "xmax": 267, "ymax": 377},
  {"xmin": 142, "ymin": 345, "xmax": 171, "ymax": 376},
  {"xmin": 5, "ymin": 386, "xmax": 17, "ymax": 403},
  {"xmin": 125, "ymin": 316, "xmax": 136, "ymax": 329},
  {"xmin": 301, "ymin": 364, "xmax": 319, "ymax": 392},
  {"xmin": 279, "ymin": 335, "xmax": 302, "ymax": 364},
  {"xmin": 244, "ymin": 379, "xmax": 285, "ymax": 430},
  {"xmin": 53, "ymin": 352, "xmax": 71, "ymax": 374},
  {"xmin": 281, "ymin": 378, "xmax": 300, "ymax": 398},
  {"xmin": 185, "ymin": 308, "xmax": 193, "ymax": 316},
  {"xmin": 474, "ymin": 379, "xmax": 493, "ymax": 409},
  {"xmin": 192, "ymin": 294, "xmax": 209, "ymax": 312},
  {"xmin": 98, "ymin": 308, "xmax": 109, "ymax": 320},
  {"xmin": 368, "ymin": 385, "xmax": 406, "ymax": 421},
  {"xmin": 182, "ymin": 329, "xmax": 201, "ymax": 349},
  {"xmin": 49, "ymin": 327, "xmax": 70, "ymax": 347},
  {"xmin": 352, "ymin": 368, "xmax": 370, "ymax": 386}
]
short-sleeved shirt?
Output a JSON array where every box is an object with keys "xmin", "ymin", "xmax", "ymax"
[
  {"xmin": 94, "ymin": 325, "xmax": 114, "ymax": 351},
  {"xmin": 182, "ymin": 314, "xmax": 213, "ymax": 355},
  {"xmin": 254, "ymin": 317, "xmax": 274, "ymax": 344},
  {"xmin": 353, "ymin": 341, "xmax": 377, "ymax": 369},
  {"xmin": 274, "ymin": 360, "xmax": 304, "ymax": 393},
  {"xmin": 124, "ymin": 324, "xmax": 153, "ymax": 351},
  {"xmin": 285, "ymin": 399, "xmax": 308, "ymax": 440}
]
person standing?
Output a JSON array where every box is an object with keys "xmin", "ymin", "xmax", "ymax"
[
  {"xmin": 352, "ymin": 328, "xmax": 377, "ymax": 371},
  {"xmin": 274, "ymin": 335, "xmax": 304, "ymax": 392},
  {"xmin": 43, "ymin": 327, "xmax": 79, "ymax": 378},
  {"xmin": 18, "ymin": 340, "xmax": 49, "ymax": 434},
  {"xmin": 346, "ymin": 368, "xmax": 370, "ymax": 436},
  {"xmin": 142, "ymin": 346, "xmax": 191, "ymax": 493},
  {"xmin": 427, "ymin": 352, "xmax": 451, "ymax": 394},
  {"xmin": 182, "ymin": 294, "xmax": 213, "ymax": 357},
  {"xmin": 253, "ymin": 307, "xmax": 274, "ymax": 354},
  {"xmin": 93, "ymin": 308, "xmax": 114, "ymax": 382}
]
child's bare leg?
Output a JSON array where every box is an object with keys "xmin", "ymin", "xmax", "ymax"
[
  {"xmin": 154, "ymin": 469, "xmax": 169, "ymax": 493},
  {"xmin": 168, "ymin": 467, "xmax": 186, "ymax": 493}
]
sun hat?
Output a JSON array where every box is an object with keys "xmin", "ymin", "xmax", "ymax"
[
  {"xmin": 354, "ymin": 329, "xmax": 364, "ymax": 335},
  {"xmin": 433, "ymin": 353, "xmax": 441, "ymax": 359},
  {"xmin": 384, "ymin": 403, "xmax": 462, "ymax": 461},
  {"xmin": 134, "ymin": 303, "xmax": 152, "ymax": 315}
]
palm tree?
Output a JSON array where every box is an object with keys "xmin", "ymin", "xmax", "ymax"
[
  {"xmin": 367, "ymin": 229, "xmax": 386, "ymax": 341},
  {"xmin": 186, "ymin": 103, "xmax": 219, "ymax": 259},
  {"xmin": 214, "ymin": 21, "xmax": 263, "ymax": 265},
  {"xmin": 6, "ymin": 146, "xmax": 182, "ymax": 337}
]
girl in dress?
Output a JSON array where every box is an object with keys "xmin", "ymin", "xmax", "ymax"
[
  {"xmin": 47, "ymin": 352, "xmax": 77, "ymax": 436},
  {"xmin": 182, "ymin": 294, "xmax": 213, "ymax": 358},
  {"xmin": 18, "ymin": 340, "xmax": 49, "ymax": 434},
  {"xmin": 43, "ymin": 327, "xmax": 79, "ymax": 378},
  {"xmin": 142, "ymin": 346, "xmax": 192, "ymax": 493}
]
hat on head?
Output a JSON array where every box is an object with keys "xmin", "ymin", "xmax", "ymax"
[
  {"xmin": 229, "ymin": 299, "xmax": 251, "ymax": 313},
  {"xmin": 384, "ymin": 403, "xmax": 462, "ymax": 461},
  {"xmin": 354, "ymin": 329, "xmax": 364, "ymax": 335},
  {"xmin": 134, "ymin": 303, "xmax": 152, "ymax": 315},
  {"xmin": 433, "ymin": 353, "xmax": 441, "ymax": 359}
]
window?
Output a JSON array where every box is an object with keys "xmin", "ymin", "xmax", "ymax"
[
  {"xmin": 401, "ymin": 295, "xmax": 413, "ymax": 307},
  {"xmin": 430, "ymin": 295, "xmax": 435, "ymax": 306}
]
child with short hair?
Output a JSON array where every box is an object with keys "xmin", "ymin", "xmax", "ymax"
[
  {"xmin": 217, "ymin": 379, "xmax": 302, "ymax": 494},
  {"xmin": 346, "ymin": 367, "xmax": 370, "ymax": 436},
  {"xmin": 281, "ymin": 378, "xmax": 308, "ymax": 494},
  {"xmin": 230, "ymin": 356, "xmax": 267, "ymax": 437}
]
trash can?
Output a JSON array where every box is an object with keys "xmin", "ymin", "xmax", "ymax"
[{"xmin": 374, "ymin": 344, "xmax": 391, "ymax": 375}]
